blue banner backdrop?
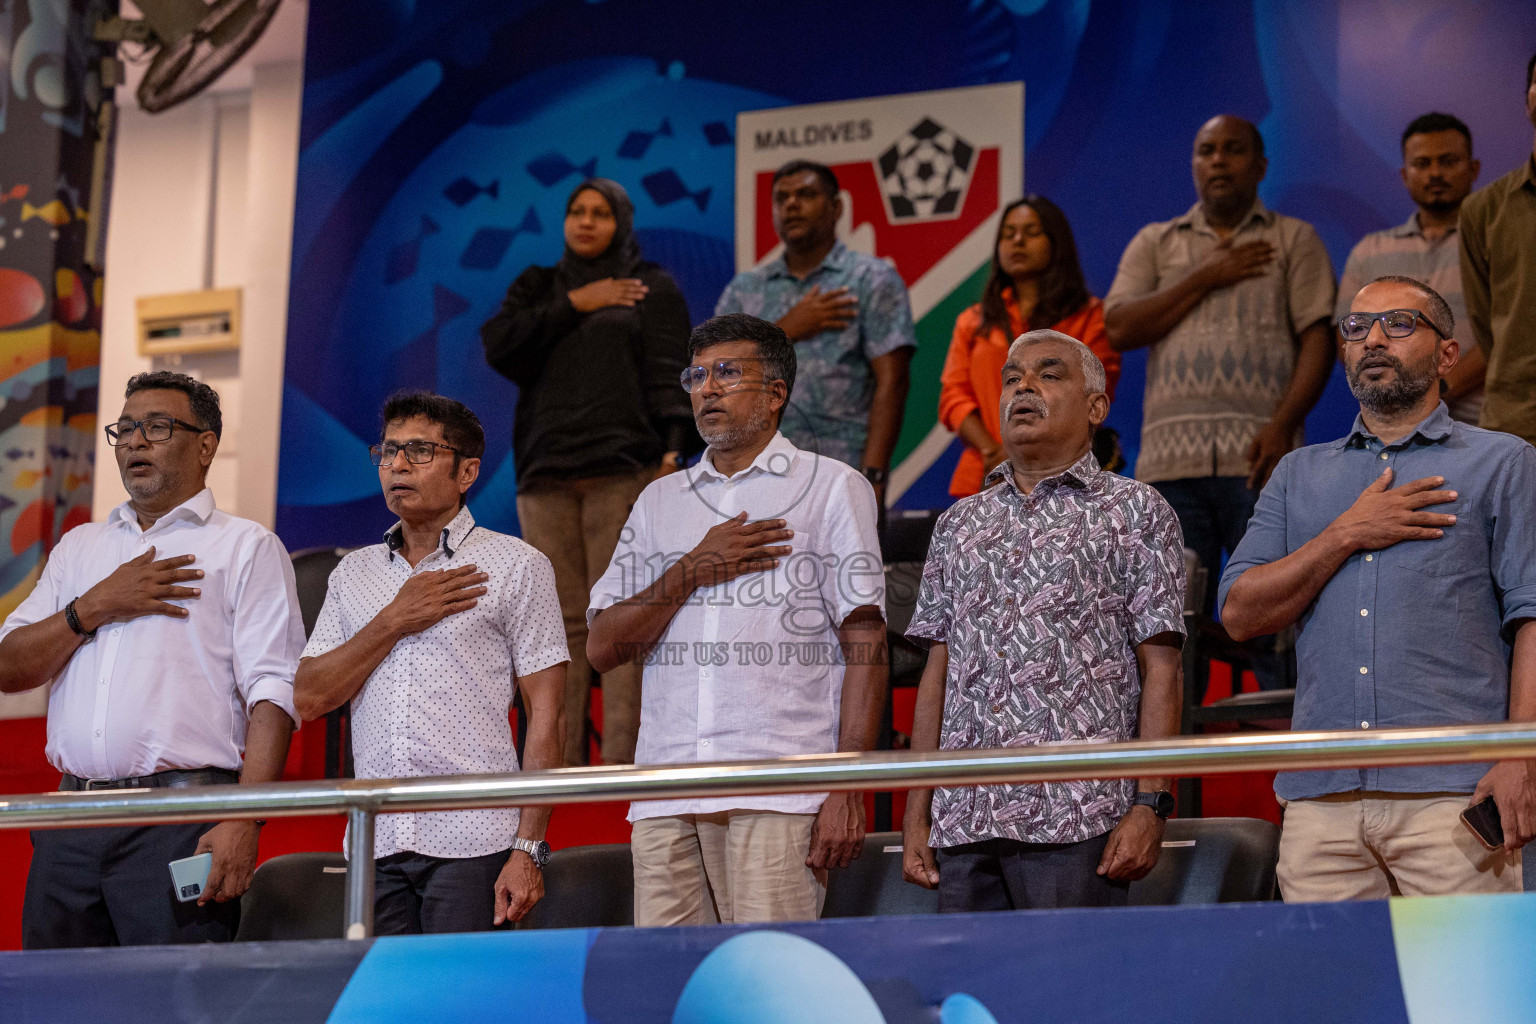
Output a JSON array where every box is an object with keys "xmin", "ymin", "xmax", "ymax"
[
  {"xmin": 277, "ymin": 0, "xmax": 1536, "ymax": 550},
  {"xmin": 8, "ymin": 896, "xmax": 1536, "ymax": 1023}
]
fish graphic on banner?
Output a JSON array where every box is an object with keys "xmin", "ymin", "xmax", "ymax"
[{"xmin": 525, "ymin": 151, "xmax": 597, "ymax": 188}]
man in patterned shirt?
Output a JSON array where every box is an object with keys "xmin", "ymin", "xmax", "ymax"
[
  {"xmin": 1105, "ymin": 116, "xmax": 1334, "ymax": 689},
  {"xmin": 901, "ymin": 329, "xmax": 1186, "ymax": 911},
  {"xmin": 294, "ymin": 392, "xmax": 568, "ymax": 933},
  {"xmin": 715, "ymin": 160, "xmax": 916, "ymax": 503}
]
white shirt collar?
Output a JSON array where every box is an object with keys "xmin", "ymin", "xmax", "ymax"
[
  {"xmin": 680, "ymin": 431, "xmax": 802, "ymax": 490},
  {"xmin": 383, "ymin": 505, "xmax": 477, "ymax": 560},
  {"xmin": 108, "ymin": 488, "xmax": 216, "ymax": 534}
]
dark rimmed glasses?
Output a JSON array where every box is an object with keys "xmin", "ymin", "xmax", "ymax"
[
  {"xmin": 1337, "ymin": 309, "xmax": 1448, "ymax": 343},
  {"xmin": 369, "ymin": 440, "xmax": 462, "ymax": 466},
  {"xmin": 105, "ymin": 417, "xmax": 207, "ymax": 446}
]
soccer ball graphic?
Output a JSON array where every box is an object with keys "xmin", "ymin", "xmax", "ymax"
[{"xmin": 877, "ymin": 118, "xmax": 976, "ymax": 220}]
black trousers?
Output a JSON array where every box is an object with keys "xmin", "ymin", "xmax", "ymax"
[
  {"xmin": 935, "ymin": 833, "xmax": 1129, "ymax": 912},
  {"xmin": 23, "ymin": 821, "xmax": 240, "ymax": 949},
  {"xmin": 373, "ymin": 848, "xmax": 511, "ymax": 935}
]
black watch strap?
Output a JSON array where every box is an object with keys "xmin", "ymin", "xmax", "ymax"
[{"xmin": 1134, "ymin": 790, "xmax": 1175, "ymax": 819}]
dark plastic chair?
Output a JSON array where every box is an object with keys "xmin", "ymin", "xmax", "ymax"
[
  {"xmin": 289, "ymin": 546, "xmax": 350, "ymax": 637},
  {"xmin": 1127, "ymin": 816, "xmax": 1280, "ymax": 906},
  {"xmin": 516, "ymin": 843, "xmax": 634, "ymax": 929},
  {"xmin": 289, "ymin": 546, "xmax": 354, "ymax": 777},
  {"xmin": 1178, "ymin": 548, "xmax": 1295, "ymax": 816},
  {"xmin": 235, "ymin": 852, "xmax": 348, "ymax": 941},
  {"xmin": 821, "ymin": 831, "xmax": 941, "ymax": 918}
]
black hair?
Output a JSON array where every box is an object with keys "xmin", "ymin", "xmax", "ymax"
[
  {"xmin": 1401, "ymin": 112, "xmax": 1472, "ymax": 155},
  {"xmin": 771, "ymin": 160, "xmax": 839, "ymax": 198},
  {"xmin": 688, "ymin": 313, "xmax": 797, "ymax": 407},
  {"xmin": 1368, "ymin": 274, "xmax": 1455, "ymax": 337},
  {"xmin": 1527, "ymin": 50, "xmax": 1536, "ymax": 90},
  {"xmin": 380, "ymin": 390, "xmax": 486, "ymax": 461},
  {"xmin": 124, "ymin": 371, "xmax": 222, "ymax": 439},
  {"xmin": 977, "ymin": 194, "xmax": 1092, "ymax": 340}
]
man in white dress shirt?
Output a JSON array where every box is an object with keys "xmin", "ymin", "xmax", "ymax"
[
  {"xmin": 588, "ymin": 313, "xmax": 888, "ymax": 926},
  {"xmin": 294, "ymin": 392, "xmax": 567, "ymax": 933},
  {"xmin": 0, "ymin": 371, "xmax": 304, "ymax": 948}
]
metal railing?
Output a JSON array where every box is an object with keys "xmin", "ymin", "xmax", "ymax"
[{"xmin": 3, "ymin": 721, "xmax": 1534, "ymax": 938}]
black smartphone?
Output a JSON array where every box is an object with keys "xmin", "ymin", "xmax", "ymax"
[{"xmin": 1460, "ymin": 796, "xmax": 1505, "ymax": 851}]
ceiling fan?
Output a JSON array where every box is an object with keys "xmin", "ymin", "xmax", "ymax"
[
  {"xmin": 83, "ymin": 1, "xmax": 283, "ymax": 268},
  {"xmin": 97, "ymin": 0, "xmax": 284, "ymax": 113}
]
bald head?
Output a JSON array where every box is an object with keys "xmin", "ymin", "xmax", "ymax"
[{"xmin": 1193, "ymin": 115, "xmax": 1267, "ymax": 216}]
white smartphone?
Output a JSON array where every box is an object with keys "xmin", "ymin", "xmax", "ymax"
[{"xmin": 169, "ymin": 851, "xmax": 213, "ymax": 903}]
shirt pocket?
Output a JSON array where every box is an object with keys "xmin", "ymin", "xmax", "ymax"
[{"xmin": 1384, "ymin": 499, "xmax": 1483, "ymax": 578}]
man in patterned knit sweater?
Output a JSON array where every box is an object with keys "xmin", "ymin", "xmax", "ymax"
[{"xmin": 901, "ymin": 330, "xmax": 1187, "ymax": 911}]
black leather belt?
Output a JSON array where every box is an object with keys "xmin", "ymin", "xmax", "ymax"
[{"xmin": 61, "ymin": 767, "xmax": 240, "ymax": 792}]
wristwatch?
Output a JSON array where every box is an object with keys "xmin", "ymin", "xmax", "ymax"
[
  {"xmin": 511, "ymin": 837, "xmax": 551, "ymax": 868},
  {"xmin": 1134, "ymin": 791, "xmax": 1175, "ymax": 819},
  {"xmin": 861, "ymin": 466, "xmax": 888, "ymax": 486}
]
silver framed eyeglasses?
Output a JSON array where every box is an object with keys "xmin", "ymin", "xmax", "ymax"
[
  {"xmin": 679, "ymin": 360, "xmax": 749, "ymax": 394},
  {"xmin": 369, "ymin": 440, "xmax": 461, "ymax": 466},
  {"xmin": 1337, "ymin": 308, "xmax": 1448, "ymax": 343}
]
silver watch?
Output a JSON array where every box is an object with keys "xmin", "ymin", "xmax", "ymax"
[{"xmin": 511, "ymin": 837, "xmax": 550, "ymax": 867}]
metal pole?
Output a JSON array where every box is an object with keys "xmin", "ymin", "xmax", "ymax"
[
  {"xmin": 344, "ymin": 805, "xmax": 374, "ymax": 940},
  {"xmin": 6, "ymin": 722, "xmax": 1536, "ymax": 831}
]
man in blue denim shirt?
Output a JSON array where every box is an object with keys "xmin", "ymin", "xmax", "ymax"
[
  {"xmin": 716, "ymin": 161, "xmax": 916, "ymax": 502},
  {"xmin": 1219, "ymin": 275, "xmax": 1536, "ymax": 901}
]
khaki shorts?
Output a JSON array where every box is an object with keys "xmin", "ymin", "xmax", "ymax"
[
  {"xmin": 1278, "ymin": 791, "xmax": 1521, "ymax": 902},
  {"xmin": 631, "ymin": 810, "xmax": 825, "ymax": 927}
]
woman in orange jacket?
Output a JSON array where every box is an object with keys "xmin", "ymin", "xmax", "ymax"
[{"xmin": 939, "ymin": 195, "xmax": 1121, "ymax": 497}]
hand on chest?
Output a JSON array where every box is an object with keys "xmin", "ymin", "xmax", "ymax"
[{"xmin": 1295, "ymin": 457, "xmax": 1482, "ymax": 579}]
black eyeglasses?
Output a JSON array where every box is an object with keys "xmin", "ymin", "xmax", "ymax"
[
  {"xmin": 369, "ymin": 440, "xmax": 461, "ymax": 466},
  {"xmin": 1337, "ymin": 309, "xmax": 1448, "ymax": 343},
  {"xmin": 105, "ymin": 417, "xmax": 207, "ymax": 446}
]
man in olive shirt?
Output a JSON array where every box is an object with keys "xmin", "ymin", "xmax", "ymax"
[{"xmin": 1459, "ymin": 52, "xmax": 1536, "ymax": 446}]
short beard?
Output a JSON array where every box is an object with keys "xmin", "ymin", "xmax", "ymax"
[
  {"xmin": 697, "ymin": 395, "xmax": 773, "ymax": 451},
  {"xmin": 1347, "ymin": 351, "xmax": 1438, "ymax": 416},
  {"xmin": 1419, "ymin": 197, "xmax": 1460, "ymax": 215}
]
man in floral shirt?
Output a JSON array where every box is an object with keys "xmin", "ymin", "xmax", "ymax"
[
  {"xmin": 901, "ymin": 329, "xmax": 1186, "ymax": 911},
  {"xmin": 715, "ymin": 161, "xmax": 915, "ymax": 503}
]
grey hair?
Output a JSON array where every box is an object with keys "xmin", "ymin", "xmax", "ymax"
[
  {"xmin": 1366, "ymin": 275, "xmax": 1455, "ymax": 337},
  {"xmin": 1007, "ymin": 329, "xmax": 1107, "ymax": 395}
]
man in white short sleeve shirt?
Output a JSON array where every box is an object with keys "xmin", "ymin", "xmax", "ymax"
[
  {"xmin": 588, "ymin": 313, "xmax": 888, "ymax": 926},
  {"xmin": 295, "ymin": 392, "xmax": 567, "ymax": 933},
  {"xmin": 0, "ymin": 371, "xmax": 303, "ymax": 948}
]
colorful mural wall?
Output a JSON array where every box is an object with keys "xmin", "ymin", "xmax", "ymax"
[{"xmin": 0, "ymin": 0, "xmax": 108, "ymax": 617}]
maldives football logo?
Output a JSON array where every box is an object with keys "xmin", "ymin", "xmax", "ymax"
[{"xmin": 876, "ymin": 117, "xmax": 976, "ymax": 221}]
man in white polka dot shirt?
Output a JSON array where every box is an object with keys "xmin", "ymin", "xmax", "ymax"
[
  {"xmin": 589, "ymin": 314, "xmax": 888, "ymax": 926},
  {"xmin": 294, "ymin": 393, "xmax": 568, "ymax": 933}
]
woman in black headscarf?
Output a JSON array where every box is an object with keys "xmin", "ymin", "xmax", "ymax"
[{"xmin": 482, "ymin": 178, "xmax": 692, "ymax": 767}]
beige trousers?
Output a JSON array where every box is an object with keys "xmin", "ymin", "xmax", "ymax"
[
  {"xmin": 631, "ymin": 811, "xmax": 826, "ymax": 927},
  {"xmin": 516, "ymin": 467, "xmax": 651, "ymax": 766},
  {"xmin": 1278, "ymin": 791, "xmax": 1521, "ymax": 902}
]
